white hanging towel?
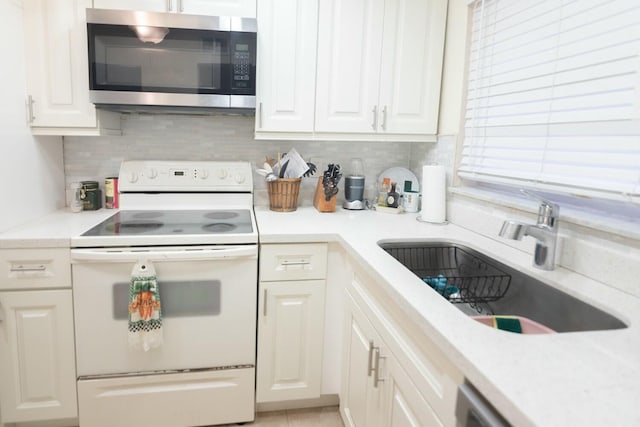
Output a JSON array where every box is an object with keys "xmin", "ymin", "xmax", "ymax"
[{"xmin": 128, "ymin": 259, "xmax": 163, "ymax": 351}]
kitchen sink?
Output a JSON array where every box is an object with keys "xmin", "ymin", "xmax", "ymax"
[{"xmin": 378, "ymin": 241, "xmax": 627, "ymax": 333}]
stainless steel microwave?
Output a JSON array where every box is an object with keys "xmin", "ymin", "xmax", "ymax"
[{"xmin": 86, "ymin": 9, "xmax": 256, "ymax": 111}]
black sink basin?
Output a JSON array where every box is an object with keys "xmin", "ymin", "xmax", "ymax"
[{"xmin": 378, "ymin": 240, "xmax": 627, "ymax": 333}]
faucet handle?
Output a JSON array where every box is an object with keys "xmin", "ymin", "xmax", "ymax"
[{"xmin": 520, "ymin": 189, "xmax": 559, "ymax": 227}]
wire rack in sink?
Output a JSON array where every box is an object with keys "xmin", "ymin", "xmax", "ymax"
[{"xmin": 382, "ymin": 245, "xmax": 511, "ymax": 307}]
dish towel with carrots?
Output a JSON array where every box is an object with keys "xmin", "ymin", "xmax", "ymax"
[{"xmin": 128, "ymin": 259, "xmax": 163, "ymax": 351}]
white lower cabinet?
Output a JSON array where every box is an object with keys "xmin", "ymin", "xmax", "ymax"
[
  {"xmin": 341, "ymin": 291, "xmax": 384, "ymax": 427},
  {"xmin": 257, "ymin": 243, "xmax": 328, "ymax": 403},
  {"xmin": 341, "ymin": 270, "xmax": 462, "ymax": 427},
  {"xmin": 0, "ymin": 290, "xmax": 78, "ymax": 424},
  {"xmin": 256, "ymin": 280, "xmax": 325, "ymax": 402}
]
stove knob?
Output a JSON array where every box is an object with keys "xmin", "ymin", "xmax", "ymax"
[
  {"xmin": 218, "ymin": 168, "xmax": 228, "ymax": 180},
  {"xmin": 235, "ymin": 173, "xmax": 246, "ymax": 184},
  {"xmin": 146, "ymin": 168, "xmax": 158, "ymax": 179},
  {"xmin": 199, "ymin": 169, "xmax": 209, "ymax": 180},
  {"xmin": 129, "ymin": 172, "xmax": 139, "ymax": 183}
]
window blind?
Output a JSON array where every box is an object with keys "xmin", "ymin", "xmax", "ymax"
[{"xmin": 459, "ymin": 0, "xmax": 640, "ymax": 205}]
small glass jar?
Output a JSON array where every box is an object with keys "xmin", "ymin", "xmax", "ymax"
[
  {"xmin": 69, "ymin": 182, "xmax": 83, "ymax": 213},
  {"xmin": 80, "ymin": 181, "xmax": 102, "ymax": 210}
]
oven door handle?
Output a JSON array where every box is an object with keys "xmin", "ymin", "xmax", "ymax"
[{"xmin": 70, "ymin": 246, "xmax": 257, "ymax": 263}]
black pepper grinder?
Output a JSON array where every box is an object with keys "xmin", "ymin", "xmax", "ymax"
[{"xmin": 387, "ymin": 182, "xmax": 399, "ymax": 208}]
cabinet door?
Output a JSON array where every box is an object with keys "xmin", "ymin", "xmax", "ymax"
[
  {"xmin": 341, "ymin": 291, "xmax": 384, "ymax": 427},
  {"xmin": 180, "ymin": 0, "xmax": 256, "ymax": 17},
  {"xmin": 256, "ymin": 280, "xmax": 325, "ymax": 402},
  {"xmin": 315, "ymin": 0, "xmax": 385, "ymax": 133},
  {"xmin": 255, "ymin": 0, "xmax": 318, "ymax": 133},
  {"xmin": 92, "ymin": 0, "xmax": 170, "ymax": 11},
  {"xmin": 23, "ymin": 0, "xmax": 97, "ymax": 128},
  {"xmin": 378, "ymin": 0, "xmax": 447, "ymax": 135},
  {"xmin": 384, "ymin": 354, "xmax": 444, "ymax": 427},
  {"xmin": 0, "ymin": 290, "xmax": 77, "ymax": 423}
]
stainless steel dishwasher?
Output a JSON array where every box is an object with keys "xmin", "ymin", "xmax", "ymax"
[{"xmin": 456, "ymin": 381, "xmax": 510, "ymax": 427}]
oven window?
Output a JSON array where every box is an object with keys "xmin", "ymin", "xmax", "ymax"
[
  {"xmin": 112, "ymin": 280, "xmax": 221, "ymax": 319},
  {"xmin": 88, "ymin": 24, "xmax": 231, "ymax": 94}
]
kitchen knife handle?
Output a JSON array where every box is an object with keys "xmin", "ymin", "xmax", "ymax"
[
  {"xmin": 371, "ymin": 105, "xmax": 378, "ymax": 130},
  {"xmin": 27, "ymin": 95, "xmax": 35, "ymax": 123},
  {"xmin": 381, "ymin": 105, "xmax": 388, "ymax": 131}
]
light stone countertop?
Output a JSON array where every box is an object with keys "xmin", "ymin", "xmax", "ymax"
[
  {"xmin": 1, "ymin": 206, "xmax": 639, "ymax": 426},
  {"xmin": 254, "ymin": 206, "xmax": 640, "ymax": 427}
]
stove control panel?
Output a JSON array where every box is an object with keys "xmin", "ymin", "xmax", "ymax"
[{"xmin": 118, "ymin": 161, "xmax": 253, "ymax": 193}]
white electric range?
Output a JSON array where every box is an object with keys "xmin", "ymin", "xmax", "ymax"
[{"xmin": 70, "ymin": 160, "xmax": 258, "ymax": 427}]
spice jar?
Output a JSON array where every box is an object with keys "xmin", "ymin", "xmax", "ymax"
[{"xmin": 80, "ymin": 181, "xmax": 102, "ymax": 210}]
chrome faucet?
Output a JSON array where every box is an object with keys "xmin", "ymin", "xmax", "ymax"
[{"xmin": 499, "ymin": 190, "xmax": 559, "ymax": 270}]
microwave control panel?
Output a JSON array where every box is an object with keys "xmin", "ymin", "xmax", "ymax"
[{"xmin": 230, "ymin": 32, "xmax": 256, "ymax": 93}]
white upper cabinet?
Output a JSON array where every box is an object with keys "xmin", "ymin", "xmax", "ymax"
[
  {"xmin": 316, "ymin": 0, "xmax": 447, "ymax": 137},
  {"xmin": 22, "ymin": 0, "xmax": 120, "ymax": 135},
  {"xmin": 93, "ymin": 0, "xmax": 257, "ymax": 17},
  {"xmin": 315, "ymin": 0, "xmax": 385, "ymax": 134},
  {"xmin": 255, "ymin": 0, "xmax": 318, "ymax": 135},
  {"xmin": 378, "ymin": 0, "xmax": 447, "ymax": 135},
  {"xmin": 92, "ymin": 0, "xmax": 169, "ymax": 12}
]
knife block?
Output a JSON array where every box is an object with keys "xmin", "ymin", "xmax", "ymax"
[{"xmin": 313, "ymin": 177, "xmax": 337, "ymax": 212}]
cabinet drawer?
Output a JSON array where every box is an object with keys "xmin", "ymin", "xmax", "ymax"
[
  {"xmin": 0, "ymin": 248, "xmax": 71, "ymax": 290},
  {"xmin": 260, "ymin": 243, "xmax": 328, "ymax": 281}
]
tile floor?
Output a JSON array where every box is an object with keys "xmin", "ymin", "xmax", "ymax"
[{"xmin": 222, "ymin": 406, "xmax": 344, "ymax": 427}]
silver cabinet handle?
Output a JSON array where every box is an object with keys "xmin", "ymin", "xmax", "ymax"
[
  {"xmin": 373, "ymin": 347, "xmax": 386, "ymax": 388},
  {"xmin": 27, "ymin": 95, "xmax": 35, "ymax": 123},
  {"xmin": 0, "ymin": 301, "xmax": 4, "ymax": 323},
  {"xmin": 167, "ymin": 0, "xmax": 172, "ymax": 11},
  {"xmin": 10, "ymin": 264, "xmax": 46, "ymax": 272},
  {"xmin": 381, "ymin": 105, "xmax": 388, "ymax": 131},
  {"xmin": 371, "ymin": 106, "xmax": 378, "ymax": 130},
  {"xmin": 178, "ymin": 0, "xmax": 184, "ymax": 12},
  {"xmin": 367, "ymin": 341, "xmax": 375, "ymax": 376},
  {"xmin": 263, "ymin": 289, "xmax": 268, "ymax": 316},
  {"xmin": 280, "ymin": 260, "xmax": 310, "ymax": 266},
  {"xmin": 258, "ymin": 102, "xmax": 263, "ymax": 129}
]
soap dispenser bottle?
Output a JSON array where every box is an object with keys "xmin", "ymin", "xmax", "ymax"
[{"xmin": 386, "ymin": 182, "xmax": 399, "ymax": 208}]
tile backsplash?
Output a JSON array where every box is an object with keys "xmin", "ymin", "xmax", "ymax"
[{"xmin": 63, "ymin": 113, "xmax": 447, "ymax": 206}]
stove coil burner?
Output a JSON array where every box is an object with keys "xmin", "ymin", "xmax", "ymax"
[
  {"xmin": 205, "ymin": 211, "xmax": 239, "ymax": 220},
  {"xmin": 202, "ymin": 223, "xmax": 236, "ymax": 233},
  {"xmin": 107, "ymin": 220, "xmax": 164, "ymax": 234}
]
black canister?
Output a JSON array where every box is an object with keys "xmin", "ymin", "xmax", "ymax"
[{"xmin": 80, "ymin": 181, "xmax": 102, "ymax": 210}]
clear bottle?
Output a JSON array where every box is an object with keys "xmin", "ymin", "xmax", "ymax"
[
  {"xmin": 386, "ymin": 182, "xmax": 399, "ymax": 208},
  {"xmin": 69, "ymin": 182, "xmax": 83, "ymax": 213}
]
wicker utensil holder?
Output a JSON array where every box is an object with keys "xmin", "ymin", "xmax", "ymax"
[{"xmin": 268, "ymin": 178, "xmax": 302, "ymax": 212}]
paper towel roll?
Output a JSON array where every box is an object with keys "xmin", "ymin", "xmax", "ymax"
[{"xmin": 420, "ymin": 165, "xmax": 446, "ymax": 223}]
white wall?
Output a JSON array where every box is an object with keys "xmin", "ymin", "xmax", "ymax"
[
  {"xmin": 0, "ymin": 0, "xmax": 65, "ymax": 232},
  {"xmin": 63, "ymin": 114, "xmax": 434, "ymax": 207}
]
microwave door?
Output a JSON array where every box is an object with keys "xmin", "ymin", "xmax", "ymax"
[{"xmin": 88, "ymin": 23, "xmax": 251, "ymax": 108}]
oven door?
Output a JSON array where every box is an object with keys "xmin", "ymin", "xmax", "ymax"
[{"xmin": 71, "ymin": 245, "xmax": 257, "ymax": 377}]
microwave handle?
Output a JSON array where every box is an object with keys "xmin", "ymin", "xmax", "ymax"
[{"xmin": 71, "ymin": 246, "xmax": 257, "ymax": 263}]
